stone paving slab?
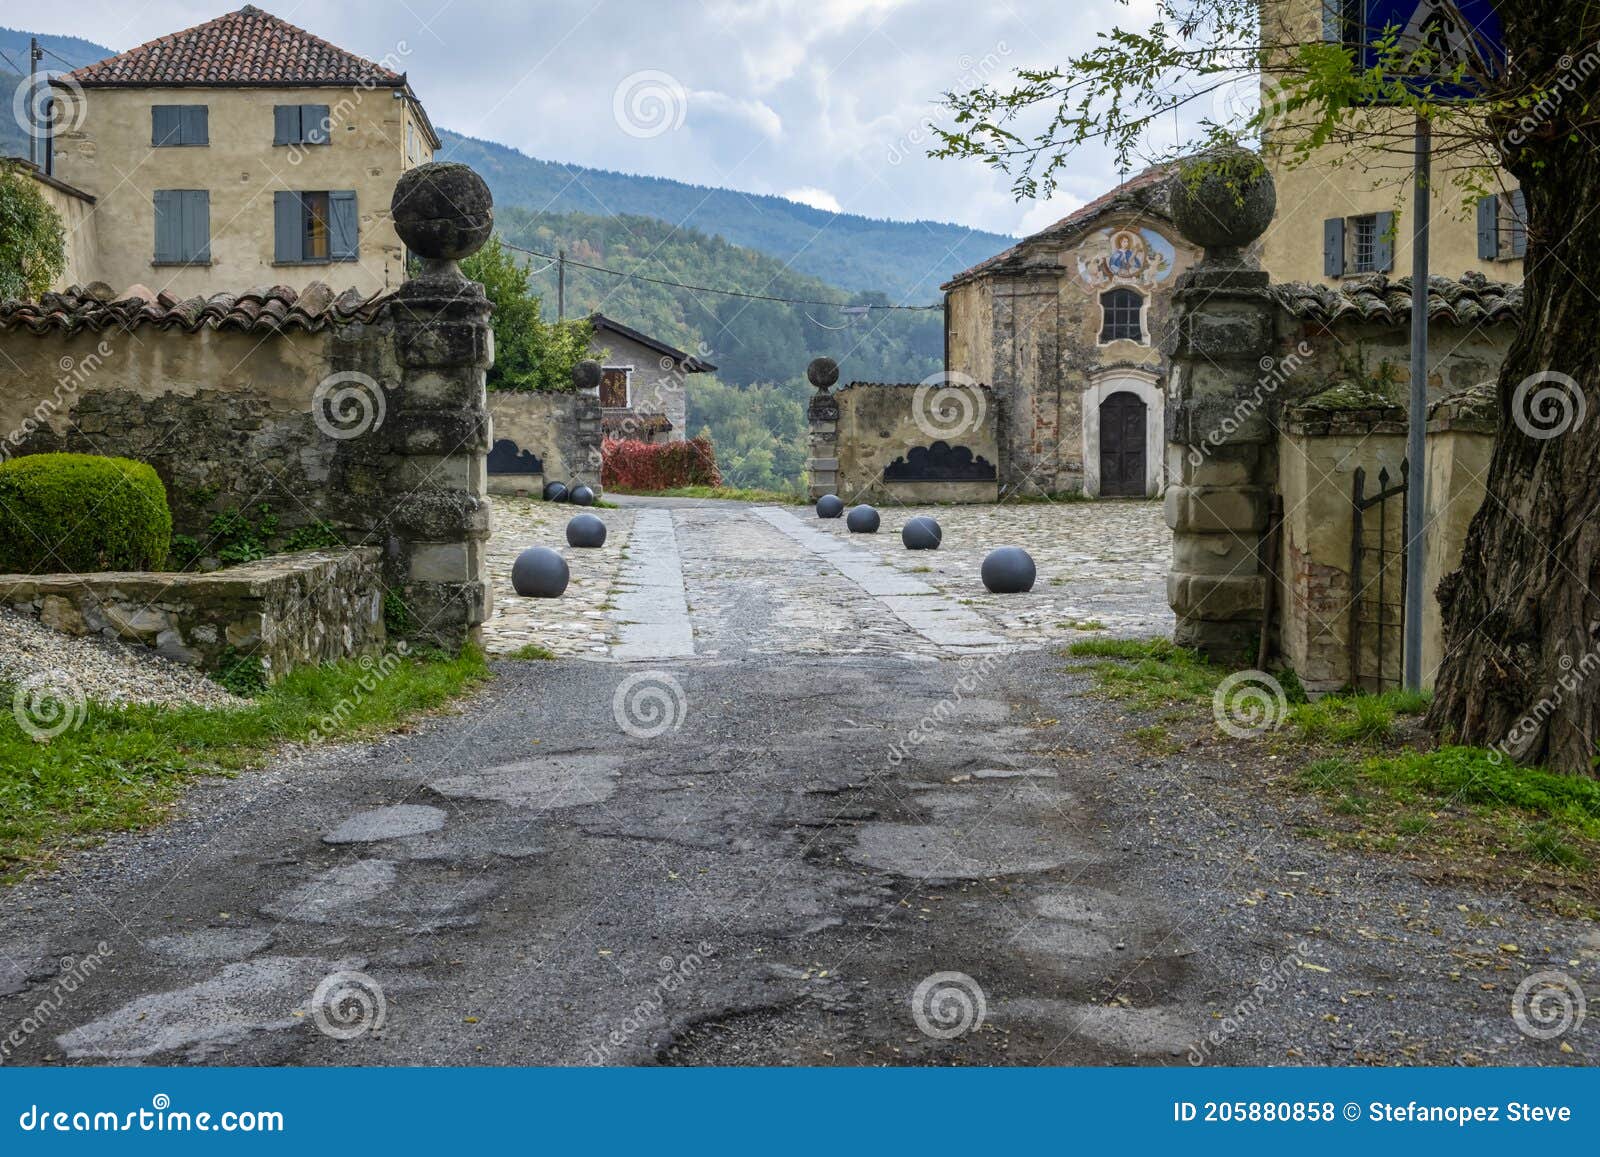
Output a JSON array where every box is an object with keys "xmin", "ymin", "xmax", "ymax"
[{"xmin": 608, "ymin": 509, "xmax": 695, "ymax": 661}]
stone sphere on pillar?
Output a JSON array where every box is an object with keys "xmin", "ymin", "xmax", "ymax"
[
  {"xmin": 901, "ymin": 516, "xmax": 942, "ymax": 550},
  {"xmin": 981, "ymin": 546, "xmax": 1036, "ymax": 593},
  {"xmin": 846, "ymin": 505, "xmax": 880, "ymax": 533},
  {"xmin": 816, "ymin": 494, "xmax": 844, "ymax": 518},
  {"xmin": 391, "ymin": 162, "xmax": 494, "ymax": 264},
  {"xmin": 569, "ymin": 484, "xmax": 596, "ymax": 507},
  {"xmin": 566, "ymin": 513, "xmax": 607, "ymax": 548},
  {"xmin": 512, "ymin": 546, "xmax": 570, "ymax": 598},
  {"xmin": 571, "ymin": 360, "xmax": 603, "ymax": 392},
  {"xmin": 1166, "ymin": 147, "xmax": 1276, "ymax": 262},
  {"xmin": 807, "ymin": 357, "xmax": 840, "ymax": 392}
]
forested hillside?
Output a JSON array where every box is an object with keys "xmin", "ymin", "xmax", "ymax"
[{"xmin": 442, "ymin": 131, "xmax": 1010, "ymax": 303}]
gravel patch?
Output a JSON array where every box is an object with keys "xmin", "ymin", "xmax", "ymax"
[{"xmin": 0, "ymin": 608, "xmax": 243, "ymax": 710}]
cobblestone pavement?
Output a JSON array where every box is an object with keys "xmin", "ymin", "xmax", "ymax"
[{"xmin": 481, "ymin": 495, "xmax": 1172, "ymax": 660}]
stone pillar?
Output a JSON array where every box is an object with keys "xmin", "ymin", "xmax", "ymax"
[
  {"xmin": 806, "ymin": 357, "xmax": 840, "ymax": 499},
  {"xmin": 384, "ymin": 162, "xmax": 496, "ymax": 652},
  {"xmin": 1421, "ymin": 384, "xmax": 1496, "ymax": 686},
  {"xmin": 1161, "ymin": 151, "xmax": 1279, "ymax": 663}
]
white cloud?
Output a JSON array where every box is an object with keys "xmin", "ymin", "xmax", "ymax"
[
  {"xmin": 1018, "ymin": 193, "xmax": 1087, "ymax": 236},
  {"xmin": 783, "ymin": 186, "xmax": 844, "ymax": 213},
  {"xmin": 689, "ymin": 90, "xmax": 783, "ymax": 140}
]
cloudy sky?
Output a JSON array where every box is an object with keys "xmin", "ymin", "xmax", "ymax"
[{"xmin": 27, "ymin": 0, "xmax": 1182, "ymax": 236}]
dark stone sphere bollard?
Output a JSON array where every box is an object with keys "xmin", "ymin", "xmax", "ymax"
[
  {"xmin": 846, "ymin": 505, "xmax": 880, "ymax": 533},
  {"xmin": 542, "ymin": 481, "xmax": 568, "ymax": 503},
  {"xmin": 569, "ymin": 484, "xmax": 596, "ymax": 507},
  {"xmin": 901, "ymin": 515, "xmax": 942, "ymax": 550},
  {"xmin": 512, "ymin": 546, "xmax": 570, "ymax": 598},
  {"xmin": 816, "ymin": 494, "xmax": 844, "ymax": 518},
  {"xmin": 981, "ymin": 546, "xmax": 1036, "ymax": 593},
  {"xmin": 566, "ymin": 513, "xmax": 607, "ymax": 548}
]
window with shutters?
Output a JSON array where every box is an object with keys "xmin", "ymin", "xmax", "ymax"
[
  {"xmin": 1323, "ymin": 212, "xmax": 1394, "ymax": 277},
  {"xmin": 599, "ymin": 367, "xmax": 632, "ymax": 408},
  {"xmin": 1098, "ymin": 288, "xmax": 1145, "ymax": 343},
  {"xmin": 272, "ymin": 105, "xmax": 332, "ymax": 146},
  {"xmin": 152, "ymin": 105, "xmax": 208, "ymax": 146},
  {"xmin": 1349, "ymin": 214, "xmax": 1378, "ymax": 272},
  {"xmin": 152, "ymin": 190, "xmax": 210, "ymax": 264},
  {"xmin": 274, "ymin": 191, "xmax": 358, "ymax": 263}
]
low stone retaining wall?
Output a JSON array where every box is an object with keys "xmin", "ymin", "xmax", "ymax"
[
  {"xmin": 0, "ymin": 548, "xmax": 385, "ymax": 681},
  {"xmin": 487, "ymin": 391, "xmax": 602, "ymax": 496}
]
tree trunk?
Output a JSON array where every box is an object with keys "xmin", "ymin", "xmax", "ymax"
[{"xmin": 1427, "ymin": 5, "xmax": 1600, "ymax": 775}]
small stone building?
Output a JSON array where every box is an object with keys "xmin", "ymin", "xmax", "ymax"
[
  {"xmin": 587, "ymin": 313, "xmax": 715, "ymax": 445},
  {"xmin": 941, "ymin": 164, "xmax": 1200, "ymax": 497}
]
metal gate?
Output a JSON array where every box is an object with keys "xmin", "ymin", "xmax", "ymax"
[{"xmin": 1348, "ymin": 461, "xmax": 1408, "ymax": 692}]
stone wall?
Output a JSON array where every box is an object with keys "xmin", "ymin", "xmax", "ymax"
[
  {"xmin": 808, "ymin": 380, "xmax": 1000, "ymax": 505},
  {"xmin": 0, "ymin": 547, "xmax": 384, "ymax": 680},
  {"xmin": 486, "ymin": 391, "xmax": 601, "ymax": 496}
]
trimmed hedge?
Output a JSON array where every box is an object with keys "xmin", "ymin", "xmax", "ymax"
[
  {"xmin": 601, "ymin": 435, "xmax": 721, "ymax": 491},
  {"xmin": 0, "ymin": 453, "xmax": 173, "ymax": 574}
]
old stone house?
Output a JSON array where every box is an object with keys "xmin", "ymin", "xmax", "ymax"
[
  {"xmin": 39, "ymin": 5, "xmax": 437, "ymax": 297},
  {"xmin": 588, "ymin": 313, "xmax": 716, "ymax": 445},
  {"xmin": 941, "ymin": 164, "xmax": 1199, "ymax": 498}
]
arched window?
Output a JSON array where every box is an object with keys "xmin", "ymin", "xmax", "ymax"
[{"xmin": 1099, "ymin": 287, "xmax": 1145, "ymax": 343}]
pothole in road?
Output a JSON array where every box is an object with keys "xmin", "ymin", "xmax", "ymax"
[
  {"xmin": 427, "ymin": 755, "xmax": 623, "ymax": 810},
  {"xmin": 848, "ymin": 822, "xmax": 1096, "ymax": 879}
]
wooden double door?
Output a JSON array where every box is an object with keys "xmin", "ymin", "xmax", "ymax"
[{"xmin": 1098, "ymin": 390, "xmax": 1148, "ymax": 497}]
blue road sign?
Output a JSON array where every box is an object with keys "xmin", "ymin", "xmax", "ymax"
[{"xmin": 1344, "ymin": 0, "xmax": 1506, "ymax": 101}]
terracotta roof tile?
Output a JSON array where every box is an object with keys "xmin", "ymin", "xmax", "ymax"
[
  {"xmin": 1273, "ymin": 271, "xmax": 1522, "ymax": 328},
  {"xmin": 941, "ymin": 163, "xmax": 1178, "ymax": 290},
  {"xmin": 61, "ymin": 5, "xmax": 405, "ymax": 88},
  {"xmin": 0, "ymin": 282, "xmax": 393, "ymax": 335}
]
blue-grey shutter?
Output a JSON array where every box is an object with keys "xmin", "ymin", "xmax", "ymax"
[
  {"xmin": 273, "ymin": 104, "xmax": 299, "ymax": 145},
  {"xmin": 1322, "ymin": 217, "xmax": 1345, "ymax": 278},
  {"xmin": 303, "ymin": 105, "xmax": 331, "ymax": 145},
  {"xmin": 1321, "ymin": 0, "xmax": 1342, "ymax": 43},
  {"xmin": 329, "ymin": 191, "xmax": 358, "ymax": 260},
  {"xmin": 1372, "ymin": 210, "xmax": 1395, "ymax": 272},
  {"xmin": 152, "ymin": 105, "xmax": 180, "ymax": 146},
  {"xmin": 180, "ymin": 191, "xmax": 210, "ymax": 262},
  {"xmin": 274, "ymin": 191, "xmax": 302, "ymax": 262},
  {"xmin": 1476, "ymin": 194, "xmax": 1499, "ymax": 260},
  {"xmin": 154, "ymin": 190, "xmax": 179, "ymax": 261},
  {"xmin": 182, "ymin": 105, "xmax": 208, "ymax": 145},
  {"xmin": 1510, "ymin": 189, "xmax": 1528, "ymax": 258}
]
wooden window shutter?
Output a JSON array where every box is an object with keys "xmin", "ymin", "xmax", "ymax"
[
  {"xmin": 182, "ymin": 105, "xmax": 208, "ymax": 146},
  {"xmin": 273, "ymin": 105, "xmax": 300, "ymax": 145},
  {"xmin": 303, "ymin": 105, "xmax": 331, "ymax": 145},
  {"xmin": 1322, "ymin": 218, "xmax": 1345, "ymax": 278},
  {"xmin": 1476, "ymin": 194, "xmax": 1499, "ymax": 260},
  {"xmin": 180, "ymin": 191, "xmax": 210, "ymax": 262},
  {"xmin": 329, "ymin": 191, "xmax": 359, "ymax": 260},
  {"xmin": 153, "ymin": 190, "xmax": 179, "ymax": 261},
  {"xmin": 1372, "ymin": 210, "xmax": 1395, "ymax": 272},
  {"xmin": 1510, "ymin": 189, "xmax": 1528, "ymax": 258},
  {"xmin": 274, "ymin": 191, "xmax": 303, "ymax": 262},
  {"xmin": 152, "ymin": 105, "xmax": 180, "ymax": 146},
  {"xmin": 600, "ymin": 368, "xmax": 630, "ymax": 408}
]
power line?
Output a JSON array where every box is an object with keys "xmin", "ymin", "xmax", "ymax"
[{"xmin": 498, "ymin": 240, "xmax": 943, "ymax": 311}]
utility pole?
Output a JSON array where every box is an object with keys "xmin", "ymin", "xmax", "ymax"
[
  {"xmin": 1403, "ymin": 113, "xmax": 1430, "ymax": 692},
  {"xmin": 557, "ymin": 249, "xmax": 566, "ymax": 321},
  {"xmin": 28, "ymin": 37, "xmax": 43, "ymax": 167}
]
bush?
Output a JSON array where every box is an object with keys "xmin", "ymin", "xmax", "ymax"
[
  {"xmin": 602, "ymin": 435, "xmax": 721, "ymax": 491},
  {"xmin": 0, "ymin": 453, "xmax": 172, "ymax": 573}
]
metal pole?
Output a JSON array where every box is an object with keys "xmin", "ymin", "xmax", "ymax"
[
  {"xmin": 28, "ymin": 37, "xmax": 41, "ymax": 167},
  {"xmin": 557, "ymin": 249, "xmax": 566, "ymax": 321},
  {"xmin": 1403, "ymin": 113, "xmax": 1430, "ymax": 691}
]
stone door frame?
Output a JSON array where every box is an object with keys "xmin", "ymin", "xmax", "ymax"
[{"xmin": 1082, "ymin": 368, "xmax": 1163, "ymax": 498}]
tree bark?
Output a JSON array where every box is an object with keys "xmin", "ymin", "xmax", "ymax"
[{"xmin": 1427, "ymin": 4, "xmax": 1600, "ymax": 775}]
